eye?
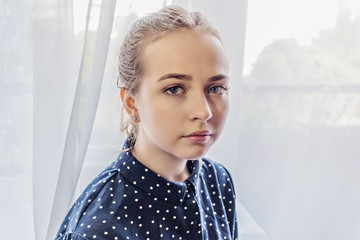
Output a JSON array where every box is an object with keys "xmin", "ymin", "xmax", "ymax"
[
  {"xmin": 208, "ymin": 85, "xmax": 228, "ymax": 94},
  {"xmin": 165, "ymin": 86, "xmax": 185, "ymax": 95}
]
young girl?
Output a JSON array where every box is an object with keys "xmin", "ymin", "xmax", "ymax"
[{"xmin": 56, "ymin": 6, "xmax": 238, "ymax": 240}]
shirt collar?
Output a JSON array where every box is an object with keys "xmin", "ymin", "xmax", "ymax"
[{"xmin": 115, "ymin": 139, "xmax": 201, "ymax": 206}]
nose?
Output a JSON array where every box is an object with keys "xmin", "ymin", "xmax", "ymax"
[{"xmin": 190, "ymin": 93, "xmax": 212, "ymax": 122}]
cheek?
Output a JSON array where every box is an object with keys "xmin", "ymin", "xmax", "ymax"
[
  {"xmin": 212, "ymin": 96, "xmax": 229, "ymax": 122},
  {"xmin": 138, "ymin": 95, "xmax": 178, "ymax": 129}
]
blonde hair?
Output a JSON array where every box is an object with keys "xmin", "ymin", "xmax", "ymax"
[{"xmin": 117, "ymin": 5, "xmax": 222, "ymax": 146}]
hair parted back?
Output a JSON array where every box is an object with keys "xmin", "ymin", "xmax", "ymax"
[{"xmin": 117, "ymin": 5, "xmax": 222, "ymax": 146}]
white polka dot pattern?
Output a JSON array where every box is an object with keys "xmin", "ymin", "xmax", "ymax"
[{"xmin": 55, "ymin": 140, "xmax": 238, "ymax": 240}]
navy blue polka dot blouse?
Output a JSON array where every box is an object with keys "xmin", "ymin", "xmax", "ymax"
[{"xmin": 55, "ymin": 140, "xmax": 238, "ymax": 240}]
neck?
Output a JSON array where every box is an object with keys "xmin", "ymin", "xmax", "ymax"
[{"xmin": 131, "ymin": 137, "xmax": 190, "ymax": 183}]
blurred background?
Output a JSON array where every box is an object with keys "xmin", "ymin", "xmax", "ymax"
[{"xmin": 1, "ymin": 0, "xmax": 359, "ymax": 239}]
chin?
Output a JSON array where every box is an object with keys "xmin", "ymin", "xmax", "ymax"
[{"xmin": 181, "ymin": 147, "xmax": 210, "ymax": 160}]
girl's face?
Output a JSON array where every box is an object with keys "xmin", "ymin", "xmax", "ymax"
[{"xmin": 134, "ymin": 29, "xmax": 229, "ymax": 161}]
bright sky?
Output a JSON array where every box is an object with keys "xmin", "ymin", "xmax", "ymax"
[{"xmin": 243, "ymin": 0, "xmax": 342, "ymax": 75}]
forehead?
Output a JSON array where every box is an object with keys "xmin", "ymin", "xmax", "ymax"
[{"xmin": 140, "ymin": 29, "xmax": 229, "ymax": 78}]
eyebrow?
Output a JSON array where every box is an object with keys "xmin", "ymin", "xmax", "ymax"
[
  {"xmin": 157, "ymin": 73, "xmax": 229, "ymax": 82},
  {"xmin": 208, "ymin": 74, "xmax": 229, "ymax": 82},
  {"xmin": 157, "ymin": 73, "xmax": 192, "ymax": 82}
]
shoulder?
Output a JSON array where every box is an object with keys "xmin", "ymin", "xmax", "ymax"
[
  {"xmin": 200, "ymin": 158, "xmax": 236, "ymax": 194},
  {"xmin": 201, "ymin": 158, "xmax": 234, "ymax": 182},
  {"xmin": 55, "ymin": 159, "xmax": 126, "ymax": 239}
]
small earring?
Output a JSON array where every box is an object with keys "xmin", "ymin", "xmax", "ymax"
[{"xmin": 133, "ymin": 115, "xmax": 137, "ymax": 122}]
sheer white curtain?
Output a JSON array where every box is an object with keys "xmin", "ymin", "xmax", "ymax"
[
  {"xmin": 1, "ymin": 1, "xmax": 34, "ymax": 239},
  {"xmin": 33, "ymin": 0, "xmax": 117, "ymax": 239},
  {"xmin": 0, "ymin": 0, "xmax": 160, "ymax": 239},
  {"xmin": 32, "ymin": 0, "xmax": 78, "ymax": 239},
  {"xmin": 238, "ymin": 0, "xmax": 360, "ymax": 240}
]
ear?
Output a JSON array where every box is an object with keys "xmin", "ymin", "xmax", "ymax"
[{"xmin": 120, "ymin": 88, "xmax": 137, "ymax": 116}]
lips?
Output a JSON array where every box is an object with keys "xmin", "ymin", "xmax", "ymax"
[
  {"xmin": 185, "ymin": 130, "xmax": 212, "ymax": 137},
  {"xmin": 184, "ymin": 130, "xmax": 212, "ymax": 143}
]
